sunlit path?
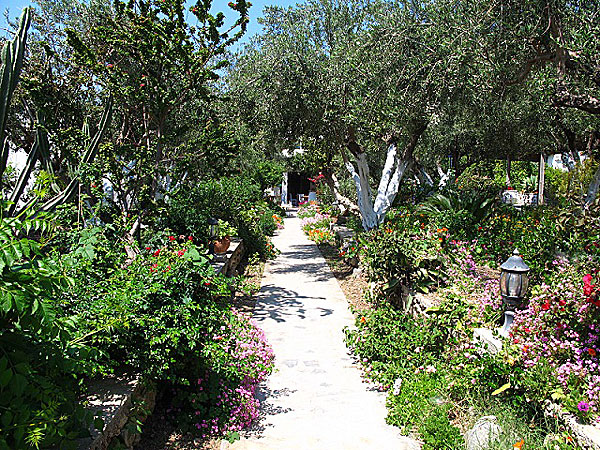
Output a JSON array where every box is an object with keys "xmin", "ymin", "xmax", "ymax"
[{"xmin": 223, "ymin": 212, "xmax": 421, "ymax": 450}]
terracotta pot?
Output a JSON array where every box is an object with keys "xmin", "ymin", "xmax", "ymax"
[{"xmin": 213, "ymin": 236, "xmax": 231, "ymax": 254}]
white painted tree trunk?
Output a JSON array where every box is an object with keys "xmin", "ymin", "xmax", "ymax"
[
  {"xmin": 437, "ymin": 163, "xmax": 451, "ymax": 189},
  {"xmin": 323, "ymin": 172, "xmax": 360, "ymax": 215},
  {"xmin": 585, "ymin": 165, "xmax": 600, "ymax": 206},
  {"xmin": 345, "ymin": 144, "xmax": 412, "ymax": 230},
  {"xmin": 281, "ymin": 172, "xmax": 289, "ymax": 205}
]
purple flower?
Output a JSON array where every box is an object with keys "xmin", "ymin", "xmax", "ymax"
[{"xmin": 578, "ymin": 401, "xmax": 591, "ymax": 413}]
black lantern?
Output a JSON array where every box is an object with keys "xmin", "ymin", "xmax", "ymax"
[
  {"xmin": 208, "ymin": 217, "xmax": 218, "ymax": 255},
  {"xmin": 499, "ymin": 249, "xmax": 530, "ymax": 335}
]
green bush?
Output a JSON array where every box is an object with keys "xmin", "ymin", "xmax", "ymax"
[
  {"xmin": 61, "ymin": 235, "xmax": 238, "ymax": 381},
  {"xmin": 0, "ymin": 216, "xmax": 96, "ymax": 449},
  {"xmin": 167, "ymin": 177, "xmax": 278, "ymax": 258},
  {"xmin": 361, "ymin": 209, "xmax": 446, "ymax": 293}
]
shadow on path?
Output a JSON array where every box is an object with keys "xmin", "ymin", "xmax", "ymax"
[
  {"xmin": 271, "ymin": 245, "xmax": 335, "ymax": 283},
  {"xmin": 242, "ymin": 386, "xmax": 296, "ymax": 438},
  {"xmin": 253, "ymin": 284, "xmax": 329, "ymax": 323}
]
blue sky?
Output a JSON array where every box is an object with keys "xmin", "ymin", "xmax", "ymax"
[{"xmin": 0, "ymin": 0, "xmax": 297, "ymax": 44}]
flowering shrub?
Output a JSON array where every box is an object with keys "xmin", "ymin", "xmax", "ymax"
[
  {"xmin": 510, "ymin": 260, "xmax": 600, "ymax": 421},
  {"xmin": 63, "ymin": 236, "xmax": 238, "ymax": 378},
  {"xmin": 57, "ymin": 227, "xmax": 275, "ymax": 442},
  {"xmin": 361, "ymin": 210, "xmax": 447, "ymax": 293},
  {"xmin": 300, "ymin": 204, "xmax": 335, "ymax": 244},
  {"xmin": 170, "ymin": 311, "xmax": 274, "ymax": 438},
  {"xmin": 297, "ymin": 202, "xmax": 319, "ymax": 219},
  {"xmin": 473, "ymin": 208, "xmax": 561, "ymax": 278},
  {"xmin": 272, "ymin": 214, "xmax": 284, "ymax": 229}
]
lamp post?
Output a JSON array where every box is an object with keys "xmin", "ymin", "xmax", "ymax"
[
  {"xmin": 208, "ymin": 217, "xmax": 218, "ymax": 255},
  {"xmin": 499, "ymin": 249, "xmax": 530, "ymax": 336}
]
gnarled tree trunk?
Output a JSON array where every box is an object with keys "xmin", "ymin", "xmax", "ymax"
[{"xmin": 343, "ymin": 124, "xmax": 427, "ymax": 230}]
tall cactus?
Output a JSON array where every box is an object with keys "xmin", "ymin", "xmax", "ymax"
[
  {"xmin": 0, "ymin": 8, "xmax": 31, "ymax": 189},
  {"xmin": 0, "ymin": 8, "xmax": 113, "ymax": 217}
]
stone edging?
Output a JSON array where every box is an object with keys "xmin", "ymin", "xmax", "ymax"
[{"xmin": 79, "ymin": 373, "xmax": 156, "ymax": 450}]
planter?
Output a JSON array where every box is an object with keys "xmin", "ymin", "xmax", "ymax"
[
  {"xmin": 214, "ymin": 236, "xmax": 231, "ymax": 255},
  {"xmin": 347, "ymin": 256, "xmax": 359, "ymax": 268}
]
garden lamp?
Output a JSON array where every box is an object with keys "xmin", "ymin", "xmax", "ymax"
[
  {"xmin": 208, "ymin": 217, "xmax": 218, "ymax": 255},
  {"xmin": 499, "ymin": 249, "xmax": 530, "ymax": 336}
]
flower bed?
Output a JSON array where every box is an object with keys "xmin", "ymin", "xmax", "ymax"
[
  {"xmin": 339, "ymin": 199, "xmax": 600, "ymax": 446},
  {"xmin": 299, "ymin": 203, "xmax": 335, "ymax": 244}
]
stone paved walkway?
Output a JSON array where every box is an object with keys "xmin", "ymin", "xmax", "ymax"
[{"xmin": 222, "ymin": 213, "xmax": 421, "ymax": 449}]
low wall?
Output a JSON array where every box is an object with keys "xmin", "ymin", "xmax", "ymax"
[{"xmin": 78, "ymin": 372, "xmax": 156, "ymax": 450}]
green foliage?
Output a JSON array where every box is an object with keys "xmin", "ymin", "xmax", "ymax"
[
  {"xmin": 362, "ymin": 209, "xmax": 446, "ymax": 293},
  {"xmin": 250, "ymin": 160, "xmax": 285, "ymax": 191},
  {"xmin": 416, "ymin": 189, "xmax": 497, "ymax": 239},
  {"xmin": 345, "ymin": 300, "xmax": 572, "ymax": 447},
  {"xmin": 0, "ymin": 8, "xmax": 113, "ymax": 218},
  {"xmin": 61, "ymin": 233, "xmax": 237, "ymax": 381},
  {"xmin": 216, "ymin": 220, "xmax": 237, "ymax": 239},
  {"xmin": 167, "ymin": 177, "xmax": 278, "ymax": 258},
  {"xmin": 0, "ymin": 215, "xmax": 95, "ymax": 449}
]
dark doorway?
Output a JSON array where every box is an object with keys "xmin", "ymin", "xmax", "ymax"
[{"xmin": 288, "ymin": 172, "xmax": 311, "ymax": 205}]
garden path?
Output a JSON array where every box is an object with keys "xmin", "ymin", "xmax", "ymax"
[{"xmin": 222, "ymin": 212, "xmax": 421, "ymax": 450}]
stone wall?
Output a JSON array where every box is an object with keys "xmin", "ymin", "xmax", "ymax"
[{"xmin": 79, "ymin": 373, "xmax": 156, "ymax": 450}]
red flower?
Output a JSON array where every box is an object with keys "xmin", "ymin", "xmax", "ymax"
[
  {"xmin": 169, "ymin": 236, "xmax": 175, "ymax": 241},
  {"xmin": 153, "ymin": 249, "xmax": 161, "ymax": 257},
  {"xmin": 583, "ymin": 274, "xmax": 596, "ymax": 297},
  {"xmin": 177, "ymin": 249, "xmax": 186, "ymax": 257},
  {"xmin": 188, "ymin": 236, "xmax": 193, "ymax": 241},
  {"xmin": 204, "ymin": 281, "xmax": 211, "ymax": 286},
  {"xmin": 146, "ymin": 247, "xmax": 151, "ymax": 251},
  {"xmin": 588, "ymin": 348, "xmax": 597, "ymax": 357},
  {"xmin": 541, "ymin": 302, "xmax": 550, "ymax": 311}
]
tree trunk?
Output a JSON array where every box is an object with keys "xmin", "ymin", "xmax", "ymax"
[
  {"xmin": 436, "ymin": 162, "xmax": 450, "ymax": 188},
  {"xmin": 343, "ymin": 124, "xmax": 426, "ymax": 230},
  {"xmin": 281, "ymin": 171, "xmax": 288, "ymax": 204},
  {"xmin": 506, "ymin": 156, "xmax": 512, "ymax": 187},
  {"xmin": 537, "ymin": 153, "xmax": 545, "ymax": 205},
  {"xmin": 123, "ymin": 216, "xmax": 142, "ymax": 261},
  {"xmin": 585, "ymin": 164, "xmax": 600, "ymax": 206},
  {"xmin": 322, "ymin": 171, "xmax": 359, "ymax": 215},
  {"xmin": 452, "ymin": 147, "xmax": 461, "ymax": 179}
]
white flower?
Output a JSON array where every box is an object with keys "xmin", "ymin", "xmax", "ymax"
[
  {"xmin": 392, "ymin": 377, "xmax": 402, "ymax": 395},
  {"xmin": 425, "ymin": 365, "xmax": 437, "ymax": 374}
]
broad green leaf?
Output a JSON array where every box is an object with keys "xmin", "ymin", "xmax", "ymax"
[
  {"xmin": 1, "ymin": 411, "xmax": 13, "ymax": 428},
  {"xmin": 0, "ymin": 369, "xmax": 12, "ymax": 388}
]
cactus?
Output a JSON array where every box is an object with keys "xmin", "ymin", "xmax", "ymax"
[
  {"xmin": 0, "ymin": 8, "xmax": 113, "ymax": 217},
  {"xmin": 0, "ymin": 8, "xmax": 31, "ymax": 188}
]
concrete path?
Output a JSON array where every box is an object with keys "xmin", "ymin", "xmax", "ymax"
[{"xmin": 223, "ymin": 213, "xmax": 421, "ymax": 450}]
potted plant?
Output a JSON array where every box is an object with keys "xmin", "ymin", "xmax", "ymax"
[{"xmin": 213, "ymin": 220, "xmax": 237, "ymax": 254}]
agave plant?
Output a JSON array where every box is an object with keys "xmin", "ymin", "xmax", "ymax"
[
  {"xmin": 0, "ymin": 8, "xmax": 112, "ymax": 218},
  {"xmin": 417, "ymin": 191, "xmax": 497, "ymax": 223}
]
